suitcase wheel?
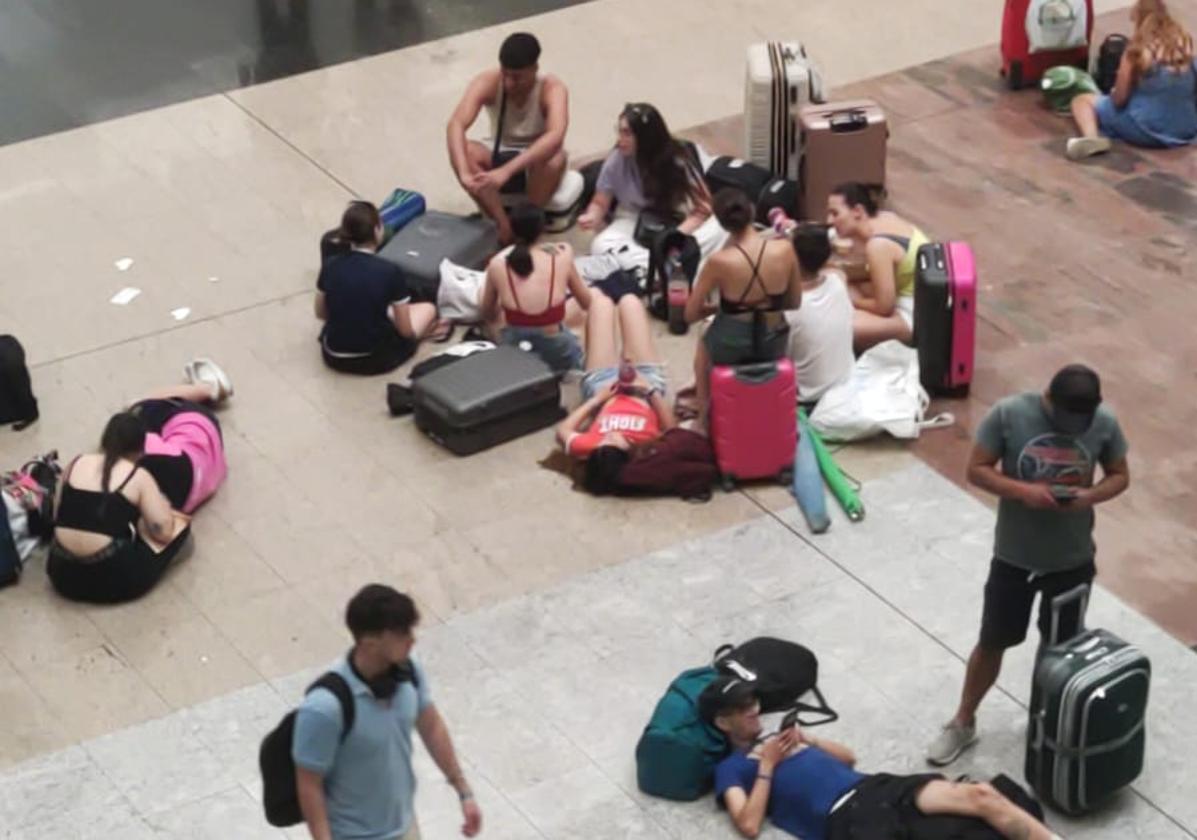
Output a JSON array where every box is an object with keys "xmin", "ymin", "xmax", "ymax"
[
  {"xmin": 778, "ymin": 468, "xmax": 793, "ymax": 486},
  {"xmin": 1006, "ymin": 60, "xmax": 1023, "ymax": 90},
  {"xmin": 944, "ymin": 383, "xmax": 971, "ymax": 399},
  {"xmin": 720, "ymin": 474, "xmax": 736, "ymax": 493}
]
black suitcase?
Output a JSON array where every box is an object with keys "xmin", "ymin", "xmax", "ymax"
[
  {"xmin": 1026, "ymin": 620, "xmax": 1150, "ymax": 815},
  {"xmin": 0, "ymin": 335, "xmax": 38, "ymax": 430},
  {"xmin": 412, "ymin": 346, "xmax": 563, "ymax": 456},
  {"xmin": 705, "ymin": 156, "xmax": 797, "ymax": 224},
  {"xmin": 377, "ymin": 212, "xmax": 498, "ymax": 303}
]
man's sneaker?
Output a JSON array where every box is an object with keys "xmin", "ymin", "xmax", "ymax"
[
  {"xmin": 926, "ymin": 722, "xmax": 978, "ymax": 766},
  {"xmin": 1065, "ymin": 136, "xmax": 1112, "ymax": 161},
  {"xmin": 185, "ymin": 358, "xmax": 234, "ymax": 403}
]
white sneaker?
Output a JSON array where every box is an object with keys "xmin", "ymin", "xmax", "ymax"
[
  {"xmin": 1065, "ymin": 136, "xmax": 1112, "ymax": 161},
  {"xmin": 926, "ymin": 722, "xmax": 978, "ymax": 766},
  {"xmin": 185, "ymin": 358, "xmax": 233, "ymax": 403}
]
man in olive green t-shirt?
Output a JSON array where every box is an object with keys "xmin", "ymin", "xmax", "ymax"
[{"xmin": 926, "ymin": 364, "xmax": 1130, "ymax": 767}]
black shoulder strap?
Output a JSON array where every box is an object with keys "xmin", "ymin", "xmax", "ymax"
[
  {"xmin": 791, "ymin": 686, "xmax": 838, "ymax": 728},
  {"xmin": 307, "ymin": 672, "xmax": 356, "ymax": 741},
  {"xmin": 491, "ymin": 85, "xmax": 507, "ymax": 165}
]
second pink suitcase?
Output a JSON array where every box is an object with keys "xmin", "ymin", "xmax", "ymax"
[
  {"xmin": 710, "ymin": 359, "xmax": 797, "ymax": 489},
  {"xmin": 913, "ymin": 241, "xmax": 976, "ymax": 396}
]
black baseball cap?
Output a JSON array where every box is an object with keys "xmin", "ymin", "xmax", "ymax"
[
  {"xmin": 499, "ymin": 33, "xmax": 540, "ymax": 69},
  {"xmin": 1047, "ymin": 364, "xmax": 1102, "ymax": 434},
  {"xmin": 698, "ymin": 676, "xmax": 758, "ymax": 724}
]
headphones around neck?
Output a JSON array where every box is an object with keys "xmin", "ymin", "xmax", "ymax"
[{"xmin": 348, "ymin": 650, "xmax": 418, "ymax": 700}]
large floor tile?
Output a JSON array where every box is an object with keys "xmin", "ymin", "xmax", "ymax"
[
  {"xmin": 510, "ymin": 763, "xmax": 673, "ymax": 840},
  {"xmin": 22, "ymin": 645, "xmax": 170, "ymax": 743},
  {"xmin": 0, "ymin": 747, "xmax": 126, "ymax": 833},
  {"xmin": 85, "ymin": 713, "xmax": 236, "ymax": 816},
  {"xmin": 201, "ymin": 587, "xmax": 346, "ymax": 679},
  {"xmin": 0, "ymin": 655, "xmax": 72, "ymax": 768},
  {"xmin": 144, "ymin": 786, "xmax": 286, "ymax": 840}
]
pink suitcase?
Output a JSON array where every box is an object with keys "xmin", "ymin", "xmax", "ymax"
[
  {"xmin": 709, "ymin": 359, "xmax": 797, "ymax": 489},
  {"xmin": 913, "ymin": 241, "xmax": 976, "ymax": 396}
]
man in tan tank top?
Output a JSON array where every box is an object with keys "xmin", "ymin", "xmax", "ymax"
[{"xmin": 447, "ymin": 32, "xmax": 570, "ymax": 244}]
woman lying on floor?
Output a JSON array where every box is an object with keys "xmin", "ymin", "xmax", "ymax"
[
  {"xmin": 1066, "ymin": 0, "xmax": 1197, "ymax": 160},
  {"xmin": 555, "ymin": 293, "xmax": 676, "ymax": 494},
  {"xmin": 48, "ymin": 361, "xmax": 232, "ymax": 604}
]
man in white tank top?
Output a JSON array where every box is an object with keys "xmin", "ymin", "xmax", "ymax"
[{"xmin": 447, "ymin": 32, "xmax": 570, "ymax": 244}]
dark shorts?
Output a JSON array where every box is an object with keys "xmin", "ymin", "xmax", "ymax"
[
  {"xmin": 980, "ymin": 558, "xmax": 1095, "ymax": 650},
  {"xmin": 704, "ymin": 312, "xmax": 789, "ymax": 367},
  {"xmin": 47, "ymin": 529, "xmax": 192, "ymax": 605},
  {"xmin": 131, "ymin": 398, "xmax": 221, "ymax": 439},
  {"xmin": 825, "ymin": 773, "xmax": 943, "ymax": 840},
  {"xmin": 321, "ymin": 330, "xmax": 416, "ymax": 376}
]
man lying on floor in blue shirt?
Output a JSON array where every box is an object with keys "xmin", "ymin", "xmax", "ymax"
[{"xmin": 701, "ymin": 677, "xmax": 1060, "ymax": 840}]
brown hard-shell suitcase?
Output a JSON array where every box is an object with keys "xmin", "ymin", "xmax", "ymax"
[{"xmin": 798, "ymin": 100, "xmax": 888, "ymax": 221}]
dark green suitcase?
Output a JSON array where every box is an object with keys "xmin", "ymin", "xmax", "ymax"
[{"xmin": 1025, "ymin": 627, "xmax": 1150, "ymax": 814}]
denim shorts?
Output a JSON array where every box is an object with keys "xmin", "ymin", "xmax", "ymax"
[
  {"xmin": 1094, "ymin": 95, "xmax": 1166, "ymax": 147},
  {"xmin": 581, "ymin": 363, "xmax": 667, "ymax": 401},
  {"xmin": 502, "ymin": 326, "xmax": 585, "ymax": 373}
]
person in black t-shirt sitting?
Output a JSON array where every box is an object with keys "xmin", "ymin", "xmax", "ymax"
[{"xmin": 316, "ymin": 202, "xmax": 444, "ymax": 375}]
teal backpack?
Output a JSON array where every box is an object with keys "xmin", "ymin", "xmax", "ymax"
[{"xmin": 635, "ymin": 667, "xmax": 729, "ymax": 801}]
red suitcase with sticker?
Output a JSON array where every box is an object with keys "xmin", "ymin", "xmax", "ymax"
[
  {"xmin": 1001, "ymin": 0, "xmax": 1095, "ymax": 89},
  {"xmin": 709, "ymin": 359, "xmax": 797, "ymax": 490}
]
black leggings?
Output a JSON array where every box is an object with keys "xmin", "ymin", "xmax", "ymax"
[{"xmin": 47, "ymin": 530, "xmax": 191, "ymax": 604}]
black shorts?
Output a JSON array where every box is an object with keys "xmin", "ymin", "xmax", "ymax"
[
  {"xmin": 131, "ymin": 398, "xmax": 221, "ymax": 439},
  {"xmin": 321, "ymin": 331, "xmax": 416, "ymax": 376},
  {"xmin": 825, "ymin": 773, "xmax": 943, "ymax": 840},
  {"xmin": 979, "ymin": 558, "xmax": 1095, "ymax": 650}
]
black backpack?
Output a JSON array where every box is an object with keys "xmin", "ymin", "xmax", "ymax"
[
  {"xmin": 0, "ymin": 336, "xmax": 38, "ymax": 431},
  {"xmin": 1094, "ymin": 34, "xmax": 1128, "ymax": 93},
  {"xmin": 714, "ymin": 637, "xmax": 838, "ymax": 724},
  {"xmin": 259, "ymin": 672, "xmax": 356, "ymax": 827}
]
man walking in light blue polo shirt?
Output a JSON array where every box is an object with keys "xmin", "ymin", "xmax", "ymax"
[{"xmin": 292, "ymin": 584, "xmax": 482, "ymax": 840}]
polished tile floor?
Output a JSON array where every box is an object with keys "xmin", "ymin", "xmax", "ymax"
[
  {"xmin": 4, "ymin": 464, "xmax": 1195, "ymax": 838},
  {"xmin": 0, "ymin": 0, "xmax": 595, "ymax": 146},
  {"xmin": 1, "ymin": 0, "xmax": 1194, "ymax": 835}
]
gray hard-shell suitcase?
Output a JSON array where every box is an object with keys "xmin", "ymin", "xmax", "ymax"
[
  {"xmin": 1026, "ymin": 600, "xmax": 1150, "ymax": 815},
  {"xmin": 377, "ymin": 211, "xmax": 498, "ymax": 302},
  {"xmin": 412, "ymin": 346, "xmax": 563, "ymax": 456}
]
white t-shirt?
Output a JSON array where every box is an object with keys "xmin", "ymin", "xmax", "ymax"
[{"xmin": 785, "ymin": 270, "xmax": 854, "ymax": 404}]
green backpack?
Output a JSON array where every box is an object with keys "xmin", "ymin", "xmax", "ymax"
[
  {"xmin": 1041, "ymin": 65, "xmax": 1099, "ymax": 114},
  {"xmin": 635, "ymin": 667, "xmax": 729, "ymax": 801}
]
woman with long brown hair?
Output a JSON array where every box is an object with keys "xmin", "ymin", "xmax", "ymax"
[{"xmin": 1067, "ymin": 0, "xmax": 1197, "ymax": 159}]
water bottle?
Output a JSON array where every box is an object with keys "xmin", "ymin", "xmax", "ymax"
[
  {"xmin": 767, "ymin": 206, "xmax": 797, "ymax": 237},
  {"xmin": 666, "ymin": 253, "xmax": 689, "ymax": 335}
]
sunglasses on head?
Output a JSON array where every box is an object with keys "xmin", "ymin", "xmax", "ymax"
[{"xmin": 624, "ymin": 103, "xmax": 650, "ymax": 124}]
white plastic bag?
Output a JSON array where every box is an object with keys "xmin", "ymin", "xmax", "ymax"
[
  {"xmin": 436, "ymin": 259, "xmax": 486, "ymax": 323},
  {"xmin": 1027, "ymin": 0, "xmax": 1088, "ymax": 54},
  {"xmin": 810, "ymin": 341, "xmax": 953, "ymax": 442}
]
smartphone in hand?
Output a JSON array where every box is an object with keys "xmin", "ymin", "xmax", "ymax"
[
  {"xmin": 1050, "ymin": 484, "xmax": 1078, "ymax": 504},
  {"xmin": 777, "ymin": 709, "xmax": 799, "ymax": 734}
]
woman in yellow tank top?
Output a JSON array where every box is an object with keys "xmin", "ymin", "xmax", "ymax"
[{"xmin": 826, "ymin": 182, "xmax": 929, "ymax": 352}]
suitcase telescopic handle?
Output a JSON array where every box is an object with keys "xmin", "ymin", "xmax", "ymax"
[{"xmin": 829, "ymin": 111, "xmax": 868, "ymax": 133}]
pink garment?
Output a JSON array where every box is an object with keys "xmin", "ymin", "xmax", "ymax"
[{"xmin": 142, "ymin": 412, "xmax": 227, "ymax": 513}]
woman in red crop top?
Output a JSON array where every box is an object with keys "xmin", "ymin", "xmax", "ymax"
[
  {"xmin": 481, "ymin": 203, "xmax": 591, "ymax": 372},
  {"xmin": 556, "ymin": 294, "xmax": 675, "ymax": 494}
]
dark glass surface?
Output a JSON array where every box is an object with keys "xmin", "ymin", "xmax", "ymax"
[{"xmin": 0, "ymin": 0, "xmax": 593, "ymax": 146}]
